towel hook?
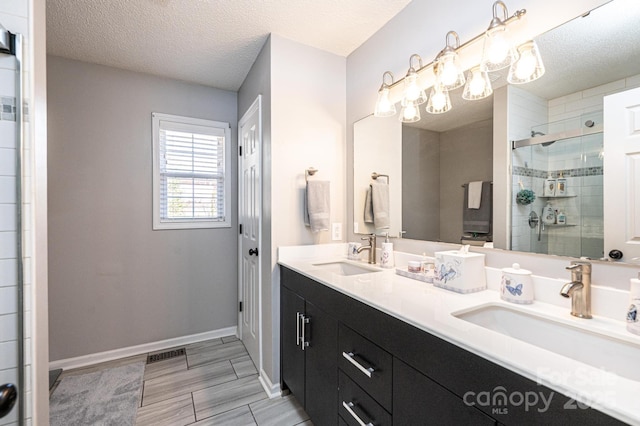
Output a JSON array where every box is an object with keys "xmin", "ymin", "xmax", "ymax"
[
  {"xmin": 371, "ymin": 172, "xmax": 389, "ymax": 184},
  {"xmin": 305, "ymin": 167, "xmax": 318, "ymax": 182}
]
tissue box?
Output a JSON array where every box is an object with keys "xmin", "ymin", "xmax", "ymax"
[{"xmin": 434, "ymin": 250, "xmax": 486, "ymax": 294}]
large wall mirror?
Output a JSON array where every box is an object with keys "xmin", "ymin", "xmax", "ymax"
[{"xmin": 353, "ymin": 0, "xmax": 640, "ymax": 262}]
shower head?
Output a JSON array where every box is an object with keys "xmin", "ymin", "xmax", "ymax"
[{"xmin": 0, "ymin": 24, "xmax": 12, "ymax": 54}]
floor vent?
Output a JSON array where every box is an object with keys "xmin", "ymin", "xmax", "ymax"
[{"xmin": 146, "ymin": 348, "xmax": 186, "ymax": 364}]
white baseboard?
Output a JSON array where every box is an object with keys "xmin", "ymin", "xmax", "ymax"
[
  {"xmin": 259, "ymin": 368, "xmax": 282, "ymax": 398},
  {"xmin": 49, "ymin": 326, "xmax": 238, "ymax": 371}
]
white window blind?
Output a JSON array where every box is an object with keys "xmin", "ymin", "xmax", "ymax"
[{"xmin": 152, "ymin": 113, "xmax": 231, "ymax": 230}]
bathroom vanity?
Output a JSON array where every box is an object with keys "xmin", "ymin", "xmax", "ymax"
[{"xmin": 279, "ymin": 245, "xmax": 638, "ymax": 426}]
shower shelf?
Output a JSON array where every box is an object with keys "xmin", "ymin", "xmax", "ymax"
[
  {"xmin": 538, "ymin": 195, "xmax": 577, "ymax": 199},
  {"xmin": 546, "ymin": 224, "xmax": 577, "ymax": 227}
]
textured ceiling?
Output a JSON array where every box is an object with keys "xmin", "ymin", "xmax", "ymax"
[{"xmin": 46, "ymin": 0, "xmax": 412, "ymax": 91}]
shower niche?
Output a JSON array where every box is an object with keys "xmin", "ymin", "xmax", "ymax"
[{"xmin": 511, "ymin": 111, "xmax": 604, "ymax": 258}]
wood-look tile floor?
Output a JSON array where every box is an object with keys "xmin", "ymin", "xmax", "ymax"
[{"xmin": 51, "ymin": 335, "xmax": 312, "ymax": 426}]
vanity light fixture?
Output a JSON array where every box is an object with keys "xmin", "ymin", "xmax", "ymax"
[
  {"xmin": 435, "ymin": 31, "xmax": 466, "ymax": 91},
  {"xmin": 372, "ymin": 1, "xmax": 530, "ymax": 122},
  {"xmin": 401, "ymin": 54, "xmax": 428, "ymax": 106},
  {"xmin": 426, "ymin": 82, "xmax": 452, "ymax": 114},
  {"xmin": 481, "ymin": 0, "xmax": 519, "ymax": 72},
  {"xmin": 374, "ymin": 71, "xmax": 397, "ymax": 117},
  {"xmin": 462, "ymin": 65, "xmax": 493, "ymax": 100},
  {"xmin": 507, "ymin": 40, "xmax": 545, "ymax": 84}
]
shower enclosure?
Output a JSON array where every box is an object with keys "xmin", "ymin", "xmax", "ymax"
[
  {"xmin": 511, "ymin": 111, "xmax": 604, "ymax": 258},
  {"xmin": 0, "ymin": 23, "xmax": 25, "ymax": 426}
]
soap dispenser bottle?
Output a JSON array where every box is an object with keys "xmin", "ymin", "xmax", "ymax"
[
  {"xmin": 542, "ymin": 202, "xmax": 556, "ymax": 224},
  {"xmin": 627, "ymin": 273, "xmax": 640, "ymax": 336},
  {"xmin": 556, "ymin": 171, "xmax": 567, "ymax": 196},
  {"xmin": 380, "ymin": 233, "xmax": 394, "ymax": 269},
  {"xmin": 543, "ymin": 173, "xmax": 556, "ymax": 197}
]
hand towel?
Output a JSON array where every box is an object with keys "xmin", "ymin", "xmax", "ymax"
[
  {"xmin": 370, "ymin": 182, "xmax": 390, "ymax": 229},
  {"xmin": 305, "ymin": 181, "xmax": 330, "ymax": 232},
  {"xmin": 363, "ymin": 187, "xmax": 374, "ymax": 224},
  {"xmin": 463, "ymin": 181, "xmax": 492, "ymax": 234},
  {"xmin": 468, "ymin": 181, "xmax": 483, "ymax": 209}
]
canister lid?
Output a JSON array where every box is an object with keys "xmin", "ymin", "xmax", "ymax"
[{"xmin": 502, "ymin": 263, "xmax": 532, "ymax": 275}]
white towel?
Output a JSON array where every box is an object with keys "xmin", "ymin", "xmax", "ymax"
[
  {"xmin": 305, "ymin": 181, "xmax": 330, "ymax": 232},
  {"xmin": 467, "ymin": 181, "xmax": 483, "ymax": 209},
  {"xmin": 370, "ymin": 182, "xmax": 390, "ymax": 229}
]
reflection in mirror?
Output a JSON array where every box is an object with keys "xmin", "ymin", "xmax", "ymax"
[
  {"xmin": 352, "ymin": 0, "xmax": 640, "ymax": 263},
  {"xmin": 511, "ymin": 111, "xmax": 603, "ymax": 258}
]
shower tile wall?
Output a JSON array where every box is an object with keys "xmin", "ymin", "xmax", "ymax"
[{"xmin": 0, "ymin": 2, "xmax": 32, "ymax": 425}]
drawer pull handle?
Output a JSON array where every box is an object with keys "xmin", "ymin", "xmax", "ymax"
[
  {"xmin": 342, "ymin": 401, "xmax": 374, "ymax": 426},
  {"xmin": 342, "ymin": 352, "xmax": 375, "ymax": 378}
]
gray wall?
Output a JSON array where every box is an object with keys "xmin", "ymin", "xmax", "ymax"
[
  {"xmin": 402, "ymin": 126, "xmax": 440, "ymax": 241},
  {"xmin": 47, "ymin": 56, "xmax": 238, "ymax": 361},
  {"xmin": 439, "ymin": 118, "xmax": 493, "ymax": 243},
  {"xmin": 237, "ymin": 37, "xmax": 272, "ymax": 378}
]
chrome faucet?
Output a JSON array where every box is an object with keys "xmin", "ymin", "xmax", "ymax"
[
  {"xmin": 357, "ymin": 234, "xmax": 377, "ymax": 264},
  {"xmin": 560, "ymin": 261, "xmax": 592, "ymax": 319}
]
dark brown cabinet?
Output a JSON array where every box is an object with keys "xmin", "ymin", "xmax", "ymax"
[
  {"xmin": 280, "ymin": 266, "xmax": 624, "ymax": 426},
  {"xmin": 281, "ymin": 284, "xmax": 337, "ymax": 426}
]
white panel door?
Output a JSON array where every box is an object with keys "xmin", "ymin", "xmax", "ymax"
[
  {"xmin": 238, "ymin": 96, "xmax": 261, "ymax": 368},
  {"xmin": 604, "ymin": 87, "xmax": 640, "ymax": 261}
]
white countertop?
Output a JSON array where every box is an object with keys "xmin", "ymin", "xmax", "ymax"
[{"xmin": 278, "ymin": 244, "xmax": 640, "ymax": 425}]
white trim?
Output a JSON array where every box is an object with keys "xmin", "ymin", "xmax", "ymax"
[
  {"xmin": 237, "ymin": 95, "xmax": 263, "ymax": 375},
  {"xmin": 151, "ymin": 112, "xmax": 232, "ymax": 230},
  {"xmin": 49, "ymin": 326, "xmax": 237, "ymax": 371},
  {"xmin": 259, "ymin": 368, "xmax": 282, "ymax": 399}
]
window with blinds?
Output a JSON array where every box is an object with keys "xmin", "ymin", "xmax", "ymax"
[{"xmin": 152, "ymin": 113, "xmax": 231, "ymax": 230}]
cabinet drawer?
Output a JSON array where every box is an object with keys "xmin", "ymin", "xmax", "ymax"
[
  {"xmin": 339, "ymin": 370, "xmax": 391, "ymax": 426},
  {"xmin": 338, "ymin": 323, "xmax": 392, "ymax": 412}
]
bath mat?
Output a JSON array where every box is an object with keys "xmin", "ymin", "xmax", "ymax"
[{"xmin": 49, "ymin": 361, "xmax": 145, "ymax": 426}]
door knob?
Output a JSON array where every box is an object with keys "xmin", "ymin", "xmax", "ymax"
[
  {"xmin": 609, "ymin": 249, "xmax": 623, "ymax": 260},
  {"xmin": 0, "ymin": 383, "xmax": 17, "ymax": 419},
  {"xmin": 249, "ymin": 248, "xmax": 259, "ymax": 256}
]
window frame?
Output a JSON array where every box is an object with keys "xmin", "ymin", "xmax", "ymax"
[{"xmin": 152, "ymin": 112, "xmax": 232, "ymax": 230}]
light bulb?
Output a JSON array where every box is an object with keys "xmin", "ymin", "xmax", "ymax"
[
  {"xmin": 431, "ymin": 90, "xmax": 446, "ymax": 110},
  {"xmin": 488, "ymin": 30, "xmax": 509, "ymax": 64},
  {"xmin": 405, "ymin": 75, "xmax": 420, "ymax": 102},
  {"xmin": 403, "ymin": 104, "xmax": 417, "ymax": 120},
  {"xmin": 515, "ymin": 49, "xmax": 536, "ymax": 80},
  {"xmin": 440, "ymin": 60, "xmax": 458, "ymax": 87},
  {"xmin": 469, "ymin": 70, "xmax": 486, "ymax": 96}
]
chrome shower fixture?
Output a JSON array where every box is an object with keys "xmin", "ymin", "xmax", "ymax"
[{"xmin": 0, "ymin": 23, "xmax": 11, "ymax": 54}]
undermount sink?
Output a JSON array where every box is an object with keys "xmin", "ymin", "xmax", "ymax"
[
  {"xmin": 312, "ymin": 261, "xmax": 381, "ymax": 276},
  {"xmin": 453, "ymin": 304, "xmax": 640, "ymax": 382}
]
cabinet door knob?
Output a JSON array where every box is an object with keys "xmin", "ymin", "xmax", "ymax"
[{"xmin": 249, "ymin": 248, "xmax": 259, "ymax": 256}]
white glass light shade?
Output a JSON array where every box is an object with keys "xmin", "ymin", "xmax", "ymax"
[
  {"xmin": 426, "ymin": 85, "xmax": 451, "ymax": 114},
  {"xmin": 374, "ymin": 86, "xmax": 397, "ymax": 117},
  {"xmin": 436, "ymin": 50, "xmax": 465, "ymax": 91},
  {"xmin": 402, "ymin": 70, "xmax": 427, "ymax": 106},
  {"xmin": 480, "ymin": 25, "xmax": 518, "ymax": 72},
  {"xmin": 507, "ymin": 40, "xmax": 545, "ymax": 84},
  {"xmin": 462, "ymin": 66, "xmax": 493, "ymax": 100},
  {"xmin": 399, "ymin": 102, "xmax": 421, "ymax": 123}
]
